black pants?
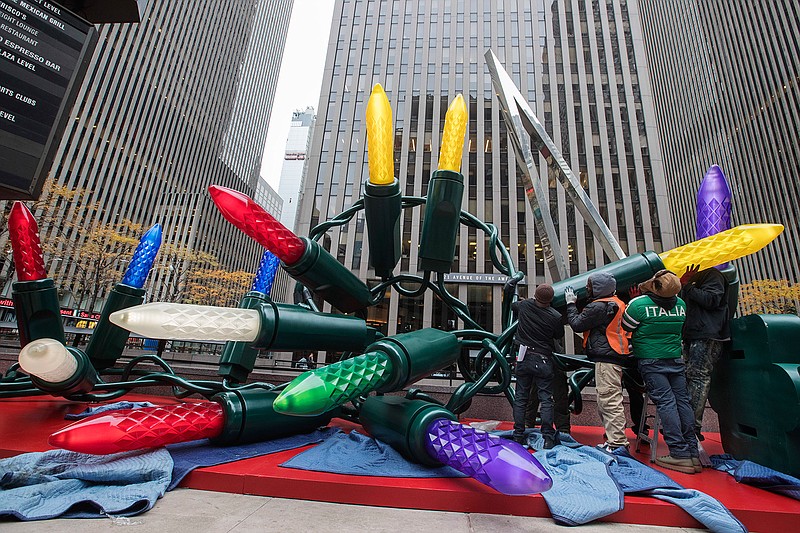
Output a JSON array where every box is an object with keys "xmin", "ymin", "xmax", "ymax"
[
  {"xmin": 623, "ymin": 366, "xmax": 646, "ymax": 431},
  {"xmin": 525, "ymin": 364, "xmax": 570, "ymax": 433},
  {"xmin": 513, "ymin": 351, "xmax": 556, "ymax": 439}
]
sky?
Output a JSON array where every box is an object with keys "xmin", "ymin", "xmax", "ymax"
[{"xmin": 260, "ymin": 0, "xmax": 336, "ymax": 190}]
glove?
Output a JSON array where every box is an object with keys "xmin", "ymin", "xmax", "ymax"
[
  {"xmin": 564, "ymin": 286, "xmax": 578, "ymax": 305},
  {"xmin": 680, "ymin": 264, "xmax": 701, "ymax": 286}
]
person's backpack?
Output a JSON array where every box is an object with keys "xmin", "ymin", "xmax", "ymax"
[{"xmin": 582, "ymin": 296, "xmax": 632, "ymax": 355}]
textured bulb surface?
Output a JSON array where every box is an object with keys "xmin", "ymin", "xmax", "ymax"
[
  {"xmin": 273, "ymin": 352, "xmax": 392, "ymax": 416},
  {"xmin": 18, "ymin": 338, "xmax": 78, "ymax": 383},
  {"xmin": 8, "ymin": 202, "xmax": 46, "ymax": 281},
  {"xmin": 208, "ymin": 185, "xmax": 305, "ymax": 264},
  {"xmin": 696, "ymin": 165, "xmax": 732, "ymax": 240},
  {"xmin": 122, "ymin": 223, "xmax": 163, "ymax": 288},
  {"xmin": 49, "ymin": 402, "xmax": 225, "ymax": 454},
  {"xmin": 109, "ymin": 302, "xmax": 260, "ymax": 342},
  {"xmin": 251, "ymin": 250, "xmax": 281, "ymax": 295},
  {"xmin": 366, "ymin": 83, "xmax": 395, "ymax": 185},
  {"xmin": 659, "ymin": 223, "xmax": 783, "ymax": 273},
  {"xmin": 424, "ymin": 418, "xmax": 552, "ymax": 495},
  {"xmin": 438, "ymin": 94, "xmax": 468, "ymax": 172}
]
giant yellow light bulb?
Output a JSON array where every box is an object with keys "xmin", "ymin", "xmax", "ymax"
[
  {"xmin": 438, "ymin": 94, "xmax": 467, "ymax": 172},
  {"xmin": 659, "ymin": 223, "xmax": 784, "ymax": 273},
  {"xmin": 366, "ymin": 84, "xmax": 394, "ymax": 185}
]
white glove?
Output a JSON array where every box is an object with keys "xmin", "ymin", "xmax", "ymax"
[{"xmin": 564, "ymin": 286, "xmax": 578, "ymax": 305}]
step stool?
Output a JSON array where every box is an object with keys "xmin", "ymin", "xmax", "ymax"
[{"xmin": 635, "ymin": 392, "xmax": 711, "ymax": 467}]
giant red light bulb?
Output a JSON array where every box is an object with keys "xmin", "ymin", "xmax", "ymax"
[
  {"xmin": 49, "ymin": 402, "xmax": 225, "ymax": 454},
  {"xmin": 8, "ymin": 202, "xmax": 46, "ymax": 281},
  {"xmin": 209, "ymin": 185, "xmax": 305, "ymax": 264}
]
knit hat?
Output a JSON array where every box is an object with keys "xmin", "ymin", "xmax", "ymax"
[
  {"xmin": 587, "ymin": 272, "xmax": 616, "ymax": 299},
  {"xmin": 534, "ymin": 283, "xmax": 554, "ymax": 306},
  {"xmin": 639, "ymin": 270, "xmax": 681, "ymax": 298}
]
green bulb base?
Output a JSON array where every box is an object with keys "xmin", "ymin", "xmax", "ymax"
[
  {"xmin": 419, "ymin": 169, "xmax": 464, "ymax": 273},
  {"xmin": 212, "ymin": 388, "xmax": 339, "ymax": 445},
  {"xmin": 85, "ymin": 283, "xmax": 145, "ymax": 370},
  {"xmin": 282, "ymin": 237, "xmax": 373, "ymax": 313},
  {"xmin": 12, "ymin": 278, "xmax": 66, "ymax": 347},
  {"xmin": 363, "ymin": 178, "xmax": 402, "ymax": 279},
  {"xmin": 359, "ymin": 395, "xmax": 456, "ymax": 466}
]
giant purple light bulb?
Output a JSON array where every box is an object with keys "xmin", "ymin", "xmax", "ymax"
[
  {"xmin": 696, "ymin": 165, "xmax": 732, "ymax": 268},
  {"xmin": 424, "ymin": 418, "xmax": 552, "ymax": 495}
]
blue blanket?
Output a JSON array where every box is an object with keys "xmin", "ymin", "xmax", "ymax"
[
  {"xmin": 166, "ymin": 427, "xmax": 337, "ymax": 490},
  {"xmin": 64, "ymin": 401, "xmax": 157, "ymax": 420},
  {"xmin": 0, "ymin": 448, "xmax": 172, "ymax": 520},
  {"xmin": 611, "ymin": 448, "xmax": 747, "ymax": 533},
  {"xmin": 280, "ymin": 430, "xmax": 466, "ymax": 478},
  {"xmin": 534, "ymin": 445, "xmax": 623, "ymax": 525},
  {"xmin": 493, "ymin": 428, "xmax": 583, "ymax": 449},
  {"xmin": 711, "ymin": 454, "xmax": 800, "ymax": 501}
]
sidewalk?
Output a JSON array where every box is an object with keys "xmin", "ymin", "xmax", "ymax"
[{"xmin": 0, "ymin": 489, "xmax": 706, "ymax": 532}]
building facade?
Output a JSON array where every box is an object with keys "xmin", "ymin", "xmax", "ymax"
[
  {"xmin": 0, "ymin": 0, "xmax": 294, "ymax": 308},
  {"xmin": 297, "ymin": 0, "xmax": 674, "ymax": 336},
  {"xmin": 277, "ymin": 107, "xmax": 316, "ymax": 230},
  {"xmin": 638, "ymin": 0, "xmax": 800, "ymax": 283}
]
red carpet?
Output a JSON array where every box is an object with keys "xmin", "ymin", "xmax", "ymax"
[{"xmin": 1, "ymin": 394, "xmax": 798, "ymax": 530}]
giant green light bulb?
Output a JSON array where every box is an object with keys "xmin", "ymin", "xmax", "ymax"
[{"xmin": 273, "ymin": 352, "xmax": 392, "ymax": 415}]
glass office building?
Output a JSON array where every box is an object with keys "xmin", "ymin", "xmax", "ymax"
[
  {"xmin": 298, "ymin": 0, "xmax": 674, "ymax": 337},
  {"xmin": 639, "ymin": 0, "xmax": 800, "ymax": 283},
  {"xmin": 0, "ymin": 0, "xmax": 293, "ymax": 305}
]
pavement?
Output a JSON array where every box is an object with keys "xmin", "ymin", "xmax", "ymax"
[{"xmin": 0, "ymin": 488, "xmax": 708, "ymax": 532}]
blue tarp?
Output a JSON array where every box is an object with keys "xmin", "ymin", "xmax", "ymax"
[
  {"xmin": 711, "ymin": 454, "xmax": 800, "ymax": 501},
  {"xmin": 0, "ymin": 448, "xmax": 172, "ymax": 520}
]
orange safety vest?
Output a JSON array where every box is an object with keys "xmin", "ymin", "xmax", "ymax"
[{"xmin": 582, "ymin": 295, "xmax": 632, "ymax": 355}]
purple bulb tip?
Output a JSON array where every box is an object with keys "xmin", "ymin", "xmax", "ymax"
[
  {"xmin": 424, "ymin": 418, "xmax": 552, "ymax": 495},
  {"xmin": 696, "ymin": 165, "xmax": 732, "ymax": 268}
]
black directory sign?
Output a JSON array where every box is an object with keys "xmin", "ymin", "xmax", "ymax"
[{"xmin": 0, "ymin": 0, "xmax": 97, "ymax": 199}]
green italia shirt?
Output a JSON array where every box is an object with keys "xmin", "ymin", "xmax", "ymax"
[{"xmin": 621, "ymin": 295, "xmax": 687, "ymax": 359}]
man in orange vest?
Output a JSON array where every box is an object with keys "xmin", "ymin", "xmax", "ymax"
[{"xmin": 564, "ymin": 272, "xmax": 632, "ymax": 452}]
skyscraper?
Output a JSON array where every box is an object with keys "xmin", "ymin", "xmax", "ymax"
[
  {"xmin": 277, "ymin": 107, "xmax": 316, "ymax": 230},
  {"xmin": 638, "ymin": 0, "xmax": 800, "ymax": 283},
  {"xmin": 297, "ymin": 0, "xmax": 674, "ymax": 336},
  {"xmin": 0, "ymin": 0, "xmax": 294, "ymax": 306}
]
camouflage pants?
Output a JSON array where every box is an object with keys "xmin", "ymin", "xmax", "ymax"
[{"xmin": 683, "ymin": 339, "xmax": 724, "ymax": 433}]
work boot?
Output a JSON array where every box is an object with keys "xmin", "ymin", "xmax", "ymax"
[
  {"xmin": 655, "ymin": 455, "xmax": 696, "ymax": 474},
  {"xmin": 691, "ymin": 457, "xmax": 702, "ymax": 473},
  {"xmin": 542, "ymin": 436, "xmax": 557, "ymax": 450},
  {"xmin": 512, "ymin": 434, "xmax": 527, "ymax": 446}
]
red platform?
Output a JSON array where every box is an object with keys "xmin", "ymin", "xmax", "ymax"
[{"xmin": 2, "ymin": 394, "xmax": 799, "ymax": 530}]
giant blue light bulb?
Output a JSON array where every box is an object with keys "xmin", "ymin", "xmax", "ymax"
[
  {"xmin": 251, "ymin": 250, "xmax": 281, "ymax": 295},
  {"xmin": 121, "ymin": 224, "xmax": 162, "ymax": 288}
]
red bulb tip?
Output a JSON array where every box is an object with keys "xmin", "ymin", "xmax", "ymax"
[
  {"xmin": 8, "ymin": 202, "xmax": 46, "ymax": 281},
  {"xmin": 208, "ymin": 185, "xmax": 305, "ymax": 264},
  {"xmin": 49, "ymin": 402, "xmax": 226, "ymax": 454}
]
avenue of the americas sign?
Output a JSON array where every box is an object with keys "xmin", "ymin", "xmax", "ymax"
[{"xmin": 0, "ymin": 0, "xmax": 97, "ymax": 199}]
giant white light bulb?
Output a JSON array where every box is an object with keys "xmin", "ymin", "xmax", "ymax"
[
  {"xmin": 109, "ymin": 302, "xmax": 261, "ymax": 342},
  {"xmin": 19, "ymin": 338, "xmax": 78, "ymax": 383}
]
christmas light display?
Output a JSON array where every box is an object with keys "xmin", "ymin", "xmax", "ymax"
[
  {"xmin": 18, "ymin": 338, "xmax": 98, "ymax": 397},
  {"xmin": 274, "ymin": 328, "xmax": 460, "ymax": 416},
  {"xmin": 49, "ymin": 389, "xmax": 337, "ymax": 454},
  {"xmin": 363, "ymin": 83, "xmax": 402, "ymax": 279},
  {"xmin": 86, "ymin": 224, "xmax": 163, "ymax": 370},
  {"xmin": 8, "ymin": 202, "xmax": 66, "ymax": 347},
  {"xmin": 209, "ymin": 185, "xmax": 372, "ymax": 312},
  {"xmin": 359, "ymin": 396, "xmax": 551, "ymax": 496},
  {"xmin": 110, "ymin": 301, "xmax": 379, "ymax": 351},
  {"xmin": 419, "ymin": 94, "xmax": 468, "ymax": 273}
]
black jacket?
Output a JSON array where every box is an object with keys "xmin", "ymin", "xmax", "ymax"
[
  {"xmin": 681, "ymin": 268, "xmax": 730, "ymax": 341},
  {"xmin": 511, "ymin": 299, "xmax": 565, "ymax": 355},
  {"xmin": 566, "ymin": 299, "xmax": 626, "ymax": 364}
]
